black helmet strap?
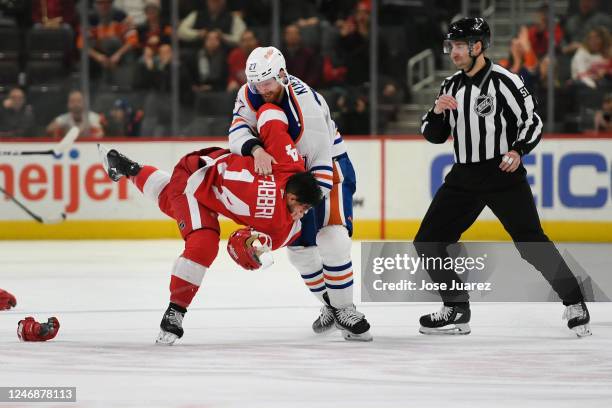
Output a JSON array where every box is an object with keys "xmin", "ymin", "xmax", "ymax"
[{"xmin": 466, "ymin": 40, "xmax": 483, "ymax": 72}]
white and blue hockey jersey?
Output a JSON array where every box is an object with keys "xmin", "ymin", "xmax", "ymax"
[{"xmin": 228, "ymin": 75, "xmax": 346, "ymax": 197}]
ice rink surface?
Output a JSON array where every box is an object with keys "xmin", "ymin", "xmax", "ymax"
[{"xmin": 1, "ymin": 240, "xmax": 611, "ymax": 408}]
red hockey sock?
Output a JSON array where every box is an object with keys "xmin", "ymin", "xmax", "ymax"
[
  {"xmin": 168, "ymin": 256, "xmax": 210, "ymax": 309},
  {"xmin": 131, "ymin": 165, "xmax": 159, "ymax": 193},
  {"xmin": 169, "ymin": 275, "xmax": 200, "ymax": 309}
]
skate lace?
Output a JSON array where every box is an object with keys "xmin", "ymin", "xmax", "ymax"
[
  {"xmin": 336, "ymin": 306, "xmax": 364, "ymax": 326},
  {"xmin": 563, "ymin": 303, "xmax": 584, "ymax": 321},
  {"xmin": 168, "ymin": 309, "xmax": 184, "ymax": 327},
  {"xmin": 431, "ymin": 306, "xmax": 453, "ymax": 322},
  {"xmin": 320, "ymin": 306, "xmax": 334, "ymax": 324}
]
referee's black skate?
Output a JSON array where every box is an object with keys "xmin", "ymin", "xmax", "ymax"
[
  {"xmin": 333, "ymin": 305, "xmax": 372, "ymax": 341},
  {"xmin": 98, "ymin": 144, "xmax": 142, "ymax": 182},
  {"xmin": 563, "ymin": 301, "xmax": 592, "ymax": 337},
  {"xmin": 156, "ymin": 303, "xmax": 185, "ymax": 345},
  {"xmin": 419, "ymin": 304, "xmax": 471, "ymax": 335},
  {"xmin": 312, "ymin": 305, "xmax": 336, "ymax": 334}
]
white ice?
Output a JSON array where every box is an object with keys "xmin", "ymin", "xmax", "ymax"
[{"xmin": 1, "ymin": 240, "xmax": 611, "ymax": 408}]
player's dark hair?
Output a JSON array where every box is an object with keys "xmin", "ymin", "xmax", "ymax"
[{"xmin": 285, "ymin": 171, "xmax": 322, "ymax": 207}]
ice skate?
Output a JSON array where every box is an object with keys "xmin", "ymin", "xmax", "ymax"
[
  {"xmin": 156, "ymin": 304, "xmax": 185, "ymax": 345},
  {"xmin": 419, "ymin": 304, "xmax": 471, "ymax": 335},
  {"xmin": 333, "ymin": 305, "xmax": 372, "ymax": 341},
  {"xmin": 98, "ymin": 144, "xmax": 142, "ymax": 182},
  {"xmin": 563, "ymin": 301, "xmax": 592, "ymax": 337},
  {"xmin": 312, "ymin": 305, "xmax": 336, "ymax": 334}
]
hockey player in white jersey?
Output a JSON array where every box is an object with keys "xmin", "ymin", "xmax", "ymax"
[{"xmin": 228, "ymin": 46, "xmax": 372, "ymax": 341}]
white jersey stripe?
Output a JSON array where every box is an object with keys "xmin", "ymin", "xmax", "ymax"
[
  {"xmin": 143, "ymin": 170, "xmax": 170, "ymax": 202},
  {"xmin": 256, "ymin": 109, "xmax": 289, "ymax": 133}
]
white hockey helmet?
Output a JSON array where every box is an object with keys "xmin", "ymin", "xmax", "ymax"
[{"xmin": 245, "ymin": 46, "xmax": 288, "ymax": 94}]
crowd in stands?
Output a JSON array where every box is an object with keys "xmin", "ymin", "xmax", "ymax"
[
  {"xmin": 0, "ymin": 0, "xmax": 609, "ymax": 137},
  {"xmin": 498, "ymin": 0, "xmax": 611, "ymax": 132}
]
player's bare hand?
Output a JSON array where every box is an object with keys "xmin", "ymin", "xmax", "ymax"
[
  {"xmin": 433, "ymin": 95, "xmax": 458, "ymax": 114},
  {"xmin": 253, "ymin": 147, "xmax": 277, "ymax": 176},
  {"xmin": 499, "ymin": 150, "xmax": 521, "ymax": 172}
]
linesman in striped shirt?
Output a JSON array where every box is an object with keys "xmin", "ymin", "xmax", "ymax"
[{"xmin": 416, "ymin": 18, "xmax": 591, "ymax": 337}]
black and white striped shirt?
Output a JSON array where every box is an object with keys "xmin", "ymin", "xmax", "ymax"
[{"xmin": 421, "ymin": 58, "xmax": 543, "ymax": 163}]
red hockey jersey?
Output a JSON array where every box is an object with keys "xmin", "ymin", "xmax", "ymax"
[{"xmin": 183, "ymin": 104, "xmax": 306, "ymax": 249}]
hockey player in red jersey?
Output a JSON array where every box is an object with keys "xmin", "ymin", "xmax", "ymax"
[{"xmin": 99, "ymin": 103, "xmax": 321, "ymax": 345}]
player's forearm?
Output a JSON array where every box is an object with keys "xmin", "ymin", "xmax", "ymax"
[{"xmin": 228, "ymin": 130, "xmax": 259, "ymax": 156}]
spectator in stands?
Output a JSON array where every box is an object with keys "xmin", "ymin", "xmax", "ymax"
[
  {"xmin": 178, "ymin": 0, "xmax": 246, "ymax": 48},
  {"xmin": 282, "ymin": 24, "xmax": 321, "ymax": 87},
  {"xmin": 46, "ymin": 90, "xmax": 104, "ymax": 138},
  {"xmin": 335, "ymin": 1, "xmax": 392, "ymax": 86},
  {"xmin": 500, "ymin": 27, "xmax": 539, "ymax": 91},
  {"xmin": 594, "ymin": 93, "xmax": 612, "ymax": 132},
  {"xmin": 278, "ymin": 0, "xmax": 320, "ymax": 28},
  {"xmin": 226, "ymin": 29, "xmax": 258, "ymax": 92},
  {"xmin": 136, "ymin": 43, "xmax": 173, "ymax": 91},
  {"xmin": 114, "ymin": 0, "xmax": 147, "ymax": 25},
  {"xmin": 0, "ymin": 87, "xmax": 35, "ymax": 138},
  {"xmin": 233, "ymin": 0, "xmax": 271, "ymax": 27},
  {"xmin": 571, "ymin": 27, "xmax": 612, "ymax": 89},
  {"xmin": 192, "ymin": 30, "xmax": 227, "ymax": 92},
  {"xmin": 318, "ymin": 0, "xmax": 359, "ymax": 25},
  {"xmin": 336, "ymin": 92, "xmax": 369, "ymax": 135},
  {"xmin": 102, "ymin": 98, "xmax": 144, "ymax": 136},
  {"xmin": 31, "ymin": 0, "xmax": 78, "ymax": 31},
  {"xmin": 79, "ymin": 0, "xmax": 138, "ymax": 82},
  {"xmin": 563, "ymin": 0, "xmax": 612, "ymax": 55},
  {"xmin": 137, "ymin": 0, "xmax": 172, "ymax": 56},
  {"xmin": 528, "ymin": 4, "xmax": 563, "ymax": 59}
]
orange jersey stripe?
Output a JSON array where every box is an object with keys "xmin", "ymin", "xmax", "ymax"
[
  {"xmin": 328, "ymin": 182, "xmax": 343, "ymax": 226},
  {"xmin": 231, "ymin": 118, "xmax": 246, "ymax": 127},
  {"xmin": 313, "ymin": 173, "xmax": 334, "ymax": 181}
]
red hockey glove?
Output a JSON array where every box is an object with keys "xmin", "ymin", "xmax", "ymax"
[
  {"xmin": 0, "ymin": 289, "xmax": 16, "ymax": 310},
  {"xmin": 17, "ymin": 317, "xmax": 60, "ymax": 342}
]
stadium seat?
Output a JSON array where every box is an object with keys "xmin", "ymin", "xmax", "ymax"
[
  {"xmin": 27, "ymin": 85, "xmax": 67, "ymax": 129},
  {"xmin": 0, "ymin": 26, "xmax": 20, "ymax": 60},
  {"xmin": 0, "ymin": 61, "xmax": 19, "ymax": 86},
  {"xmin": 26, "ymin": 27, "xmax": 74, "ymax": 61},
  {"xmin": 25, "ymin": 60, "xmax": 66, "ymax": 85}
]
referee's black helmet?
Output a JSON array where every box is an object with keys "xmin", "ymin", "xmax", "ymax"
[{"xmin": 444, "ymin": 17, "xmax": 491, "ymax": 53}]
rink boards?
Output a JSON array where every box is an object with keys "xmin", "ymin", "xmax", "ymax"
[{"xmin": 1, "ymin": 135, "xmax": 612, "ymax": 241}]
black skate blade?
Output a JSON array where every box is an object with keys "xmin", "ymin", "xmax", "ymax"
[{"xmin": 419, "ymin": 323, "xmax": 471, "ymax": 335}]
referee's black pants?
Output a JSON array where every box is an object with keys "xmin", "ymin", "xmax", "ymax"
[{"xmin": 414, "ymin": 156, "xmax": 584, "ymax": 306}]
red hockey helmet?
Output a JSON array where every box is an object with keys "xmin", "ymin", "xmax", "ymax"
[{"xmin": 227, "ymin": 228, "xmax": 272, "ymax": 270}]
